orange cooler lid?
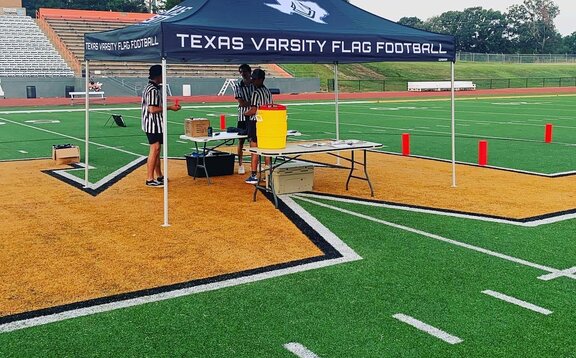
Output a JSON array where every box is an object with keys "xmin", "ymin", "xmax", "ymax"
[{"xmin": 258, "ymin": 104, "xmax": 286, "ymax": 110}]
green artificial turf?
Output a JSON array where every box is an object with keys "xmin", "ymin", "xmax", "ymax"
[{"xmin": 0, "ymin": 197, "xmax": 574, "ymax": 357}]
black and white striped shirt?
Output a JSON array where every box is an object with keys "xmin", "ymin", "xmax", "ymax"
[
  {"xmin": 233, "ymin": 79, "xmax": 254, "ymax": 120},
  {"xmin": 141, "ymin": 81, "xmax": 163, "ymax": 133},
  {"xmin": 249, "ymin": 85, "xmax": 273, "ymax": 121}
]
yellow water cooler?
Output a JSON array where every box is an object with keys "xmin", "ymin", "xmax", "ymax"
[{"xmin": 256, "ymin": 104, "xmax": 287, "ymax": 149}]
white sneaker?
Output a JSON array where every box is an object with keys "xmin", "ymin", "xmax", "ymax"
[{"xmin": 238, "ymin": 165, "xmax": 245, "ymax": 174}]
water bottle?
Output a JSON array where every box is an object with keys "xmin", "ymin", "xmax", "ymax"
[{"xmin": 207, "ymin": 126, "xmax": 213, "ymax": 137}]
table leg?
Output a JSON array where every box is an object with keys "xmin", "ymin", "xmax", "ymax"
[
  {"xmin": 252, "ymin": 154, "xmax": 261, "ymax": 202},
  {"xmin": 341, "ymin": 150, "xmax": 374, "ymax": 196},
  {"xmin": 346, "ymin": 150, "xmax": 356, "ymax": 190},
  {"xmin": 363, "ymin": 150, "xmax": 374, "ymax": 197}
]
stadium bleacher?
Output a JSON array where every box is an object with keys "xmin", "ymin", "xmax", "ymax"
[
  {"xmin": 38, "ymin": 9, "xmax": 289, "ymax": 79},
  {"xmin": 0, "ymin": 15, "xmax": 74, "ymax": 77}
]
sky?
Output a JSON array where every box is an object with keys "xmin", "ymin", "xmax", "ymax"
[{"xmin": 350, "ymin": 0, "xmax": 576, "ymax": 36}]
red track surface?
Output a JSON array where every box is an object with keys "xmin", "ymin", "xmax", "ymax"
[{"xmin": 1, "ymin": 87, "xmax": 576, "ymax": 108}]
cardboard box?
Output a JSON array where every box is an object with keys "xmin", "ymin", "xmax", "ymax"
[
  {"xmin": 267, "ymin": 162, "xmax": 314, "ymax": 195},
  {"xmin": 52, "ymin": 145, "xmax": 80, "ymax": 165},
  {"xmin": 185, "ymin": 118, "xmax": 210, "ymax": 137}
]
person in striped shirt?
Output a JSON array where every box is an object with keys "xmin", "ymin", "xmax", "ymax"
[
  {"xmin": 141, "ymin": 65, "xmax": 181, "ymax": 187},
  {"xmin": 243, "ymin": 69, "xmax": 273, "ymax": 184},
  {"xmin": 232, "ymin": 64, "xmax": 254, "ymax": 175}
]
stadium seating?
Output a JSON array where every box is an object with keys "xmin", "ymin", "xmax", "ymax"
[
  {"xmin": 0, "ymin": 15, "xmax": 74, "ymax": 77},
  {"xmin": 40, "ymin": 10, "xmax": 289, "ymax": 78}
]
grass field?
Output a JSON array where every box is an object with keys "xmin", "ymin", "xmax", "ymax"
[
  {"xmin": 2, "ymin": 94, "xmax": 576, "ymax": 177},
  {"xmin": 0, "ymin": 94, "xmax": 575, "ymax": 356},
  {"xmin": 281, "ymin": 62, "xmax": 576, "ymax": 91}
]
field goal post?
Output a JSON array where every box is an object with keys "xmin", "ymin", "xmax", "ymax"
[{"xmin": 218, "ymin": 78, "xmax": 237, "ymax": 96}]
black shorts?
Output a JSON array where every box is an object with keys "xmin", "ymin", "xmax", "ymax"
[
  {"xmin": 237, "ymin": 115, "xmax": 250, "ymax": 130},
  {"xmin": 246, "ymin": 119, "xmax": 257, "ymax": 143},
  {"xmin": 146, "ymin": 132, "xmax": 163, "ymax": 145}
]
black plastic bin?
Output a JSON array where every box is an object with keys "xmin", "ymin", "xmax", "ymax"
[
  {"xmin": 26, "ymin": 86, "xmax": 36, "ymax": 99},
  {"xmin": 185, "ymin": 151, "xmax": 235, "ymax": 177}
]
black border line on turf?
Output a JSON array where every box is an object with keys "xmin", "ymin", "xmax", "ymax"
[
  {"xmin": 41, "ymin": 158, "xmax": 147, "ymax": 197},
  {"xmin": 0, "ymin": 192, "xmax": 344, "ymax": 326},
  {"xmin": 300, "ymin": 191, "xmax": 576, "ymax": 224}
]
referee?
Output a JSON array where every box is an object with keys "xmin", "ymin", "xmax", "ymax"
[
  {"xmin": 243, "ymin": 68, "xmax": 273, "ymax": 184},
  {"xmin": 232, "ymin": 64, "xmax": 254, "ymax": 174},
  {"xmin": 141, "ymin": 65, "xmax": 181, "ymax": 187}
]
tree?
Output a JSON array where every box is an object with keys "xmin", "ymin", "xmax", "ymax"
[
  {"xmin": 425, "ymin": 8, "xmax": 511, "ymax": 53},
  {"xmin": 561, "ymin": 32, "xmax": 576, "ymax": 53},
  {"xmin": 163, "ymin": 0, "xmax": 183, "ymax": 11},
  {"xmin": 398, "ymin": 16, "xmax": 425, "ymax": 29},
  {"xmin": 506, "ymin": 0, "xmax": 561, "ymax": 53}
]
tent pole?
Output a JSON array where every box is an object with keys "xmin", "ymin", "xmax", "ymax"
[
  {"xmin": 334, "ymin": 61, "xmax": 340, "ymax": 141},
  {"xmin": 334, "ymin": 61, "xmax": 341, "ymax": 165},
  {"xmin": 451, "ymin": 61, "xmax": 456, "ymax": 187},
  {"xmin": 84, "ymin": 60, "xmax": 90, "ymax": 188},
  {"xmin": 162, "ymin": 58, "xmax": 170, "ymax": 227}
]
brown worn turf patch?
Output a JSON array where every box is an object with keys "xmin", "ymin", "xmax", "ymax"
[
  {"xmin": 0, "ymin": 159, "xmax": 323, "ymax": 317},
  {"xmin": 307, "ymin": 151, "xmax": 576, "ymax": 219}
]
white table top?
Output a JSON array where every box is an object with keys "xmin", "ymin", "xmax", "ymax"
[
  {"xmin": 180, "ymin": 130, "xmax": 301, "ymax": 143},
  {"xmin": 180, "ymin": 132, "xmax": 246, "ymax": 142},
  {"xmin": 246, "ymin": 140, "xmax": 382, "ymax": 156}
]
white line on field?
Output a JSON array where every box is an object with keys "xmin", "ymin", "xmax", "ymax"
[
  {"xmin": 482, "ymin": 290, "xmax": 552, "ymax": 315},
  {"xmin": 284, "ymin": 343, "xmax": 321, "ymax": 358},
  {"xmin": 53, "ymin": 157, "xmax": 145, "ymax": 190},
  {"xmin": 0, "ymin": 100, "xmax": 381, "ymax": 115},
  {"xmin": 176, "ymin": 140, "xmax": 187, "ymax": 144},
  {"xmin": 392, "ymin": 313, "xmax": 463, "ymax": 344},
  {"xmin": 0, "ymin": 117, "xmax": 142, "ymax": 158},
  {"xmin": 292, "ymin": 195, "xmax": 576, "ymax": 280},
  {"xmin": 538, "ymin": 266, "xmax": 576, "ymax": 281},
  {"xmin": 140, "ymin": 143, "xmax": 149, "ymax": 146},
  {"xmin": 18, "ymin": 150, "xmax": 28, "ymax": 154}
]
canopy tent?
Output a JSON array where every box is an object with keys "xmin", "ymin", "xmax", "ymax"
[{"xmin": 83, "ymin": 0, "xmax": 457, "ymax": 226}]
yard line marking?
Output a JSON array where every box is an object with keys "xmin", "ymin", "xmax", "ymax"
[
  {"xmin": 0, "ymin": 117, "xmax": 142, "ymax": 158},
  {"xmin": 482, "ymin": 290, "xmax": 553, "ymax": 315},
  {"xmin": 18, "ymin": 150, "xmax": 28, "ymax": 154},
  {"xmin": 436, "ymin": 125, "xmax": 450, "ymax": 128},
  {"xmin": 176, "ymin": 140, "xmax": 187, "ymax": 144},
  {"xmin": 416, "ymin": 127, "xmax": 430, "ymax": 129},
  {"xmin": 283, "ymin": 343, "xmax": 321, "ymax": 358},
  {"xmin": 140, "ymin": 143, "xmax": 150, "ymax": 146},
  {"xmin": 392, "ymin": 313, "xmax": 463, "ymax": 344},
  {"xmin": 538, "ymin": 266, "xmax": 576, "ymax": 281},
  {"xmin": 293, "ymin": 195, "xmax": 576, "ymax": 279}
]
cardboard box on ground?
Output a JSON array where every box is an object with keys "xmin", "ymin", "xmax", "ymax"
[
  {"xmin": 267, "ymin": 162, "xmax": 314, "ymax": 195},
  {"xmin": 185, "ymin": 118, "xmax": 210, "ymax": 137},
  {"xmin": 52, "ymin": 146, "xmax": 80, "ymax": 165}
]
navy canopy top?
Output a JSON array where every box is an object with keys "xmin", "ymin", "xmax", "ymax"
[{"xmin": 85, "ymin": 0, "xmax": 455, "ymax": 63}]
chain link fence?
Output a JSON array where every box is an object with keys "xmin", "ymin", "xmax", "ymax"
[
  {"xmin": 327, "ymin": 77, "xmax": 576, "ymax": 92},
  {"xmin": 457, "ymin": 52, "xmax": 576, "ymax": 63}
]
